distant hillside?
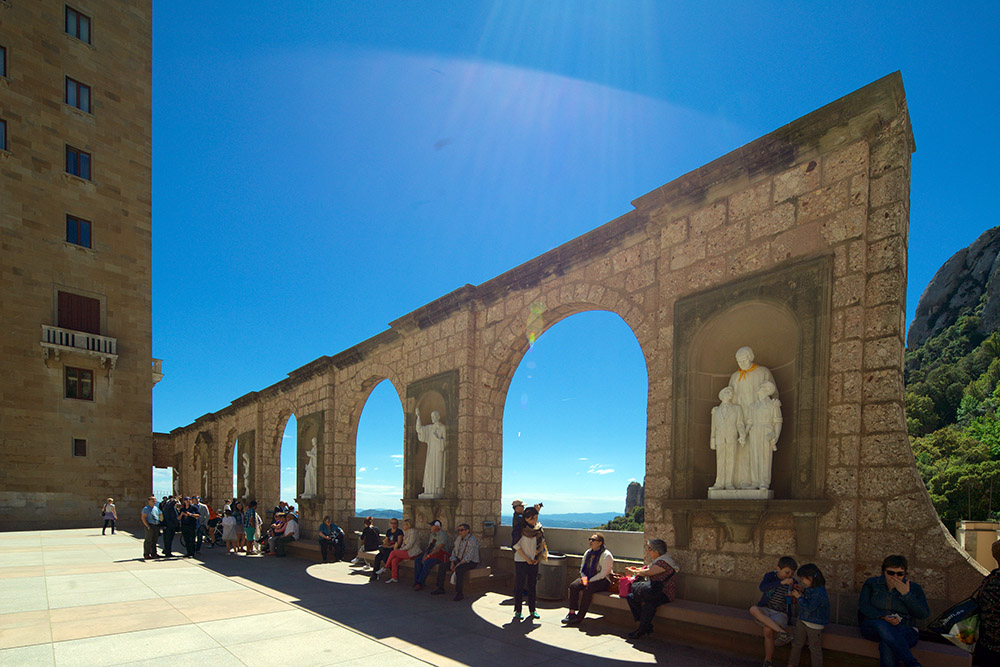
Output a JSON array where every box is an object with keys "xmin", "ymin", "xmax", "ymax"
[{"xmin": 356, "ymin": 508, "xmax": 403, "ymax": 519}]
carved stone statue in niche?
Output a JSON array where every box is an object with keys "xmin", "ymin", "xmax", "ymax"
[
  {"xmin": 709, "ymin": 386, "xmax": 744, "ymax": 490},
  {"xmin": 708, "ymin": 346, "xmax": 780, "ymax": 499},
  {"xmin": 746, "ymin": 381, "xmax": 782, "ymax": 491},
  {"xmin": 242, "ymin": 451, "xmax": 251, "ymax": 498},
  {"xmin": 302, "ymin": 437, "xmax": 318, "ymax": 498},
  {"xmin": 414, "ymin": 408, "xmax": 447, "ymax": 499}
]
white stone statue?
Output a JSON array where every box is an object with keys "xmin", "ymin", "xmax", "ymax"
[
  {"xmin": 202, "ymin": 469, "xmax": 208, "ymax": 497},
  {"xmin": 414, "ymin": 408, "xmax": 447, "ymax": 499},
  {"xmin": 727, "ymin": 346, "xmax": 775, "ymax": 414},
  {"xmin": 746, "ymin": 381, "xmax": 782, "ymax": 490},
  {"xmin": 242, "ymin": 451, "xmax": 251, "ymax": 498},
  {"xmin": 709, "ymin": 386, "xmax": 745, "ymax": 490},
  {"xmin": 302, "ymin": 437, "xmax": 318, "ymax": 498}
]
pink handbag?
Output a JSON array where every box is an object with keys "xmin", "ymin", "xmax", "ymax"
[{"xmin": 619, "ymin": 575, "xmax": 634, "ymax": 597}]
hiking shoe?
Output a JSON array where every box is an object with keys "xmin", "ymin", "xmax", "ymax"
[
  {"xmin": 514, "ymin": 612, "xmax": 524, "ymax": 621},
  {"xmin": 775, "ymin": 632, "xmax": 793, "ymax": 646},
  {"xmin": 531, "ymin": 611, "xmax": 540, "ymax": 619},
  {"xmin": 561, "ymin": 613, "xmax": 577, "ymax": 624}
]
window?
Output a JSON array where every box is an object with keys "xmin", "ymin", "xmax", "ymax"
[
  {"xmin": 73, "ymin": 439, "xmax": 87, "ymax": 457},
  {"xmin": 66, "ymin": 145, "xmax": 91, "ymax": 179},
  {"xmin": 58, "ymin": 291, "xmax": 100, "ymax": 334},
  {"xmin": 0, "ymin": 119, "xmax": 5, "ymax": 152},
  {"xmin": 66, "ymin": 215, "xmax": 92, "ymax": 248},
  {"xmin": 65, "ymin": 77, "xmax": 91, "ymax": 113},
  {"xmin": 66, "ymin": 367, "xmax": 93, "ymax": 400},
  {"xmin": 65, "ymin": 6, "xmax": 91, "ymax": 44},
  {"xmin": 1, "ymin": 45, "xmax": 6, "ymax": 77}
]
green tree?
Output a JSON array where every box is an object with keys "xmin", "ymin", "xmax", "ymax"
[{"xmin": 596, "ymin": 505, "xmax": 644, "ymax": 531}]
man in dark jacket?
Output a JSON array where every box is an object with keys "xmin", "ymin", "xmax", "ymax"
[{"xmin": 159, "ymin": 496, "xmax": 180, "ymax": 557}]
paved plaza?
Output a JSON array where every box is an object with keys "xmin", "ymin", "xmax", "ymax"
[{"xmin": 0, "ymin": 529, "xmax": 758, "ymax": 666}]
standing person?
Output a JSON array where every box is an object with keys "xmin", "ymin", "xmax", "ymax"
[
  {"xmin": 974, "ymin": 539, "xmax": 1000, "ymax": 666},
  {"xmin": 787, "ymin": 563, "xmax": 829, "ymax": 667},
  {"xmin": 353, "ymin": 516, "xmax": 380, "ymax": 564},
  {"xmin": 178, "ymin": 498, "xmax": 200, "ymax": 558},
  {"xmin": 858, "ymin": 554, "xmax": 930, "ymax": 667},
  {"xmin": 243, "ymin": 501, "xmax": 259, "ymax": 554},
  {"xmin": 140, "ymin": 496, "xmax": 161, "ymax": 560},
  {"xmin": 231, "ymin": 501, "xmax": 246, "ymax": 554},
  {"xmin": 413, "ymin": 520, "xmax": 451, "ymax": 591},
  {"xmin": 160, "ymin": 495, "xmax": 180, "ymax": 557},
  {"xmin": 318, "ymin": 516, "xmax": 345, "ymax": 562},
  {"xmin": 192, "ymin": 497, "xmax": 209, "ymax": 552},
  {"xmin": 432, "ymin": 523, "xmax": 479, "ymax": 601},
  {"xmin": 221, "ymin": 510, "xmax": 239, "ymax": 554},
  {"xmin": 101, "ymin": 498, "xmax": 117, "ymax": 535},
  {"xmin": 749, "ymin": 556, "xmax": 798, "ymax": 664},
  {"xmin": 562, "ymin": 533, "xmax": 614, "ymax": 626},
  {"xmin": 624, "ymin": 539, "xmax": 680, "ymax": 639},
  {"xmin": 512, "ymin": 506, "xmax": 547, "ymax": 621},
  {"xmin": 370, "ymin": 518, "xmax": 403, "ymax": 580},
  {"xmin": 383, "ymin": 519, "xmax": 420, "ymax": 584}
]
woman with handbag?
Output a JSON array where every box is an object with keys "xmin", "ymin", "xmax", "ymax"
[{"xmin": 624, "ymin": 538, "xmax": 679, "ymax": 639}]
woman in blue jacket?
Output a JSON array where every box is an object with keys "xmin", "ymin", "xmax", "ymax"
[{"xmin": 858, "ymin": 554, "xmax": 930, "ymax": 667}]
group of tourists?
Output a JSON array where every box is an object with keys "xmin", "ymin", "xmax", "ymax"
[{"xmin": 128, "ymin": 494, "xmax": 1000, "ymax": 665}]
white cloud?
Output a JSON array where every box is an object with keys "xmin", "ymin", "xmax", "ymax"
[
  {"xmin": 578, "ymin": 457, "xmax": 588, "ymax": 461},
  {"xmin": 390, "ymin": 454, "xmax": 403, "ymax": 459},
  {"xmin": 587, "ymin": 463, "xmax": 615, "ymax": 475},
  {"xmin": 358, "ymin": 467, "xmax": 367, "ymax": 473}
]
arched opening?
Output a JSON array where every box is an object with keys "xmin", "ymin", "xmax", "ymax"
[
  {"xmin": 280, "ymin": 414, "xmax": 298, "ymax": 506},
  {"xmin": 501, "ymin": 310, "xmax": 648, "ymax": 540},
  {"xmin": 153, "ymin": 466, "xmax": 173, "ymax": 499},
  {"xmin": 355, "ymin": 380, "xmax": 404, "ymax": 517}
]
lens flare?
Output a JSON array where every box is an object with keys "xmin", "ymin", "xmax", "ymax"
[{"xmin": 526, "ymin": 301, "xmax": 545, "ymax": 348}]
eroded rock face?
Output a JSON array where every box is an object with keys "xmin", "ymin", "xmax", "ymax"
[
  {"xmin": 625, "ymin": 480, "xmax": 645, "ymax": 513},
  {"xmin": 907, "ymin": 226, "xmax": 1000, "ymax": 348}
]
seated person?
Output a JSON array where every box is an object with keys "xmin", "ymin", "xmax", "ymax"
[
  {"xmin": 263, "ymin": 512, "xmax": 286, "ymax": 554},
  {"xmin": 318, "ymin": 515, "xmax": 345, "ymax": 562},
  {"xmin": 858, "ymin": 554, "xmax": 929, "ymax": 667},
  {"xmin": 432, "ymin": 523, "xmax": 479, "ymax": 601},
  {"xmin": 413, "ymin": 520, "xmax": 451, "ymax": 591},
  {"xmin": 562, "ymin": 532, "xmax": 614, "ymax": 626},
  {"xmin": 370, "ymin": 518, "xmax": 403, "ymax": 580},
  {"xmin": 382, "ymin": 519, "xmax": 419, "ymax": 583},
  {"xmin": 625, "ymin": 539, "xmax": 679, "ymax": 639},
  {"xmin": 272, "ymin": 511, "xmax": 299, "ymax": 557},
  {"xmin": 353, "ymin": 516, "xmax": 380, "ymax": 565}
]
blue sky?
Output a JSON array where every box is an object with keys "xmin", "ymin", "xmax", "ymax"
[{"xmin": 151, "ymin": 3, "xmax": 1000, "ymax": 511}]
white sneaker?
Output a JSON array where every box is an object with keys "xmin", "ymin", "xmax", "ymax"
[
  {"xmin": 386, "ymin": 578, "xmax": 398, "ymax": 584},
  {"xmin": 350, "ymin": 557, "xmax": 360, "ymax": 564},
  {"xmin": 375, "ymin": 567, "xmax": 386, "ymax": 576}
]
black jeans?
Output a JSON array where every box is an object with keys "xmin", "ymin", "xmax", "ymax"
[
  {"xmin": 568, "ymin": 576, "xmax": 611, "ymax": 616},
  {"xmin": 181, "ymin": 525, "xmax": 197, "ymax": 556},
  {"xmin": 161, "ymin": 525, "xmax": 177, "ymax": 555},
  {"xmin": 319, "ymin": 537, "xmax": 343, "ymax": 562},
  {"xmin": 626, "ymin": 585, "xmax": 669, "ymax": 633},
  {"xmin": 514, "ymin": 561, "xmax": 538, "ymax": 614},
  {"xmin": 274, "ymin": 535, "xmax": 295, "ymax": 557},
  {"xmin": 102, "ymin": 519, "xmax": 115, "ymax": 534},
  {"xmin": 372, "ymin": 546, "xmax": 393, "ymax": 574},
  {"xmin": 436, "ymin": 561, "xmax": 477, "ymax": 594}
]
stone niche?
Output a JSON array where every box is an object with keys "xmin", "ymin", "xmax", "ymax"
[
  {"xmin": 236, "ymin": 430, "xmax": 255, "ymax": 500},
  {"xmin": 667, "ymin": 257, "xmax": 833, "ymax": 550},
  {"xmin": 296, "ymin": 411, "xmax": 324, "ymax": 503},
  {"xmin": 403, "ymin": 370, "xmax": 459, "ymax": 525}
]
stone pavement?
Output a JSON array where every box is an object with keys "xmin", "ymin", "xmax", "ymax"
[{"xmin": 0, "ymin": 529, "xmax": 758, "ymax": 666}]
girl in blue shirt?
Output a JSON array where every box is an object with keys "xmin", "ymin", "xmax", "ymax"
[{"xmin": 788, "ymin": 563, "xmax": 830, "ymax": 667}]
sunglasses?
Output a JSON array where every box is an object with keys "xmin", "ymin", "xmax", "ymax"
[
  {"xmin": 885, "ymin": 569, "xmax": 906, "ymax": 577},
  {"xmin": 589, "ymin": 537, "xmax": 601, "ymax": 542}
]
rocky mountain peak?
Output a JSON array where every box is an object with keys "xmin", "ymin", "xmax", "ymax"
[{"xmin": 907, "ymin": 226, "xmax": 1000, "ymax": 349}]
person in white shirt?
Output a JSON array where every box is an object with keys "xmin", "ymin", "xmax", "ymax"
[
  {"xmin": 273, "ymin": 513, "xmax": 299, "ymax": 557},
  {"xmin": 512, "ymin": 507, "xmax": 547, "ymax": 621},
  {"xmin": 562, "ymin": 532, "xmax": 614, "ymax": 626}
]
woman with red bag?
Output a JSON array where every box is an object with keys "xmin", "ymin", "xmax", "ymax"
[{"xmin": 624, "ymin": 539, "xmax": 680, "ymax": 639}]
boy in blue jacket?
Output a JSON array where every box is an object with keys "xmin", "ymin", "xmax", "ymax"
[{"xmin": 749, "ymin": 555, "xmax": 797, "ymax": 667}]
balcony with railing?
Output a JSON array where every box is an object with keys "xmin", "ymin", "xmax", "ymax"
[
  {"xmin": 40, "ymin": 324, "xmax": 118, "ymax": 370},
  {"xmin": 152, "ymin": 358, "xmax": 164, "ymax": 386}
]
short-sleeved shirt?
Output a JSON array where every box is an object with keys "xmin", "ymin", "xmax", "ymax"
[
  {"xmin": 649, "ymin": 557, "xmax": 678, "ymax": 602},
  {"xmin": 383, "ymin": 528, "xmax": 404, "ymax": 548},
  {"xmin": 142, "ymin": 505, "xmax": 160, "ymax": 525}
]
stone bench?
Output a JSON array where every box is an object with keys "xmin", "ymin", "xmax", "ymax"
[
  {"xmin": 358, "ymin": 550, "xmax": 496, "ymax": 589},
  {"xmin": 589, "ymin": 592, "xmax": 971, "ymax": 667}
]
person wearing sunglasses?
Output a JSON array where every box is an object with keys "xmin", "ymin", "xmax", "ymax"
[
  {"xmin": 562, "ymin": 533, "xmax": 614, "ymax": 626},
  {"xmin": 858, "ymin": 554, "xmax": 929, "ymax": 667}
]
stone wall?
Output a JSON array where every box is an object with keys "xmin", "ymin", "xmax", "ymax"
[{"xmin": 162, "ymin": 73, "xmax": 983, "ymax": 614}]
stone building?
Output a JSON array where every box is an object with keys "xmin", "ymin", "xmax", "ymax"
[
  {"xmin": 161, "ymin": 72, "xmax": 984, "ymax": 617},
  {"xmin": 0, "ymin": 1, "xmax": 154, "ymax": 529}
]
